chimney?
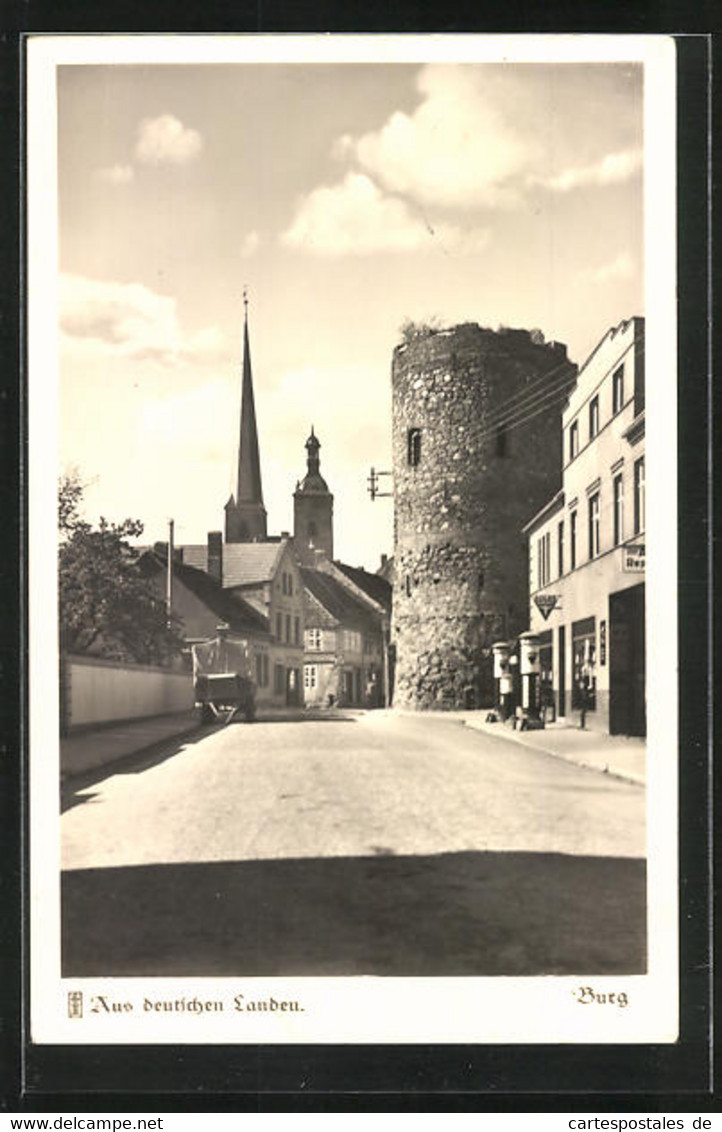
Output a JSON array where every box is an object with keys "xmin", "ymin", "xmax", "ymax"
[
  {"xmin": 380, "ymin": 553, "xmax": 388, "ymax": 567},
  {"xmin": 208, "ymin": 531, "xmax": 223, "ymax": 584}
]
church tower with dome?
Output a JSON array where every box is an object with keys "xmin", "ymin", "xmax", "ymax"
[{"xmin": 293, "ymin": 427, "xmax": 334, "ymax": 564}]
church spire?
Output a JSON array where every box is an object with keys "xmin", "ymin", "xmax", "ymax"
[
  {"xmin": 293, "ymin": 425, "xmax": 333, "ymax": 563},
  {"xmin": 236, "ymin": 292, "xmax": 263, "ymax": 504},
  {"xmin": 225, "ymin": 292, "xmax": 267, "ymax": 542}
]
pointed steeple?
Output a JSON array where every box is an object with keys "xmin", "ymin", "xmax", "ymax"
[
  {"xmin": 225, "ymin": 292, "xmax": 267, "ymax": 542},
  {"xmin": 237, "ymin": 293, "xmax": 264, "ymax": 504}
]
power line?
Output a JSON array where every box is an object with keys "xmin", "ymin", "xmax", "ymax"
[
  {"xmin": 483, "ymin": 368, "xmax": 578, "ymax": 433},
  {"xmin": 482, "ymin": 332, "xmax": 644, "ymax": 432},
  {"xmin": 483, "ymin": 357, "xmax": 577, "ymax": 428},
  {"xmin": 478, "ymin": 345, "xmax": 646, "ymax": 444}
]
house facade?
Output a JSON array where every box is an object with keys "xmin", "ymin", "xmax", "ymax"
[
  {"xmin": 179, "ymin": 535, "xmax": 305, "ymax": 707},
  {"xmin": 524, "ymin": 316, "xmax": 646, "ymax": 735},
  {"xmin": 301, "ymin": 559, "xmax": 390, "ymax": 708}
]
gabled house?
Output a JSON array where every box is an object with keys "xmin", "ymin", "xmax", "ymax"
[
  {"xmin": 300, "ymin": 556, "xmax": 391, "ymax": 708},
  {"xmin": 139, "ymin": 549, "xmax": 278, "ymax": 701},
  {"xmin": 178, "ymin": 534, "xmax": 305, "ymax": 706}
]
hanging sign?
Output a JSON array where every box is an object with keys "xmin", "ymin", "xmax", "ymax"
[
  {"xmin": 600, "ymin": 620, "xmax": 607, "ymax": 665},
  {"xmin": 622, "ymin": 543, "xmax": 645, "ymax": 572},
  {"xmin": 534, "ymin": 593, "xmax": 561, "ymax": 621}
]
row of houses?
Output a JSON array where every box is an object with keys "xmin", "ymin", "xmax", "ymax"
[
  {"xmin": 137, "ymin": 304, "xmax": 391, "ymax": 714},
  {"xmin": 142, "ymin": 528, "xmax": 390, "ymax": 713},
  {"xmin": 523, "ymin": 317, "xmax": 646, "ymax": 734}
]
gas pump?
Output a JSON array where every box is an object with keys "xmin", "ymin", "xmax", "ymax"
[{"xmin": 518, "ymin": 631, "xmax": 543, "ymax": 729}]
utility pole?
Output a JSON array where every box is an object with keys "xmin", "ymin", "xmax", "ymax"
[{"xmin": 166, "ymin": 518, "xmax": 174, "ymax": 628}]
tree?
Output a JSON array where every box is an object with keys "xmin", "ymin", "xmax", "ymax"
[
  {"xmin": 58, "ymin": 473, "xmax": 183, "ymax": 664},
  {"xmin": 398, "ymin": 316, "xmax": 443, "ymax": 344}
]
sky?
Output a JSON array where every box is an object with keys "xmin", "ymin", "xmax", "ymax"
[{"xmin": 57, "ymin": 55, "xmax": 643, "ymax": 570}]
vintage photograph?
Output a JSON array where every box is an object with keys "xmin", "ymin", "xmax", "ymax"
[{"xmin": 28, "ymin": 35, "xmax": 678, "ymax": 1045}]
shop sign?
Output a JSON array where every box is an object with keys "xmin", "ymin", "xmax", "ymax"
[
  {"xmin": 600, "ymin": 620, "xmax": 607, "ymax": 665},
  {"xmin": 534, "ymin": 593, "xmax": 561, "ymax": 621},
  {"xmin": 622, "ymin": 543, "xmax": 645, "ymax": 572}
]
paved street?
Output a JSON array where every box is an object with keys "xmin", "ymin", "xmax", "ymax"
[{"xmin": 62, "ymin": 711, "xmax": 646, "ymax": 977}]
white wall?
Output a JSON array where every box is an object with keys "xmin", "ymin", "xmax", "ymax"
[{"xmin": 67, "ymin": 655, "xmax": 194, "ymax": 728}]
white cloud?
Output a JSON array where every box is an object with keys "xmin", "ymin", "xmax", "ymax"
[
  {"xmin": 60, "ymin": 274, "xmax": 223, "ymax": 365},
  {"xmin": 530, "ymin": 149, "xmax": 643, "ymax": 193},
  {"xmin": 339, "ymin": 65, "xmax": 537, "ymax": 211},
  {"xmin": 582, "ymin": 252, "xmax": 635, "ymax": 284},
  {"xmin": 333, "ymin": 66, "xmax": 642, "ymax": 213},
  {"xmin": 241, "ymin": 231, "xmax": 261, "ymax": 258},
  {"xmin": 281, "ymin": 172, "xmax": 489, "ymax": 257},
  {"xmin": 94, "ymin": 163, "xmax": 134, "ymax": 185},
  {"xmin": 134, "ymin": 114, "xmax": 203, "ymax": 166}
]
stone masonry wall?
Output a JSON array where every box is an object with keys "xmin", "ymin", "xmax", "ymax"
[{"xmin": 392, "ymin": 323, "xmax": 575, "ymax": 710}]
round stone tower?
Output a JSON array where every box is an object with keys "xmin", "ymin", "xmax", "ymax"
[{"xmin": 391, "ymin": 322, "xmax": 575, "ymax": 711}]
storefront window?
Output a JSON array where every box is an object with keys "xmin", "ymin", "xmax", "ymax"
[{"xmin": 571, "ymin": 617, "xmax": 596, "ymax": 711}]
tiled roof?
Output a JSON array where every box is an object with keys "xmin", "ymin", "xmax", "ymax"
[
  {"xmin": 178, "ymin": 540, "xmax": 286, "ymax": 587},
  {"xmin": 334, "ymin": 561, "xmax": 392, "ymax": 612},
  {"xmin": 221, "ymin": 542, "xmax": 286, "ymax": 587},
  {"xmin": 301, "ymin": 568, "xmax": 377, "ymax": 631},
  {"xmin": 142, "ymin": 552, "xmax": 269, "ymax": 636}
]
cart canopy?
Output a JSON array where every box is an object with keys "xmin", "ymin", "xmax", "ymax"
[{"xmin": 192, "ymin": 636, "xmax": 254, "ymax": 682}]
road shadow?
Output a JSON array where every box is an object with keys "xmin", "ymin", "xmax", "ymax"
[{"xmin": 63, "ymin": 850, "xmax": 646, "ymax": 977}]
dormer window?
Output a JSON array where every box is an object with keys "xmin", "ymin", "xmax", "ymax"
[{"xmin": 407, "ymin": 428, "xmax": 422, "ymax": 467}]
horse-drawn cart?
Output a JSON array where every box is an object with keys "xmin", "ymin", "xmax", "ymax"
[{"xmin": 192, "ymin": 634, "xmax": 257, "ymax": 725}]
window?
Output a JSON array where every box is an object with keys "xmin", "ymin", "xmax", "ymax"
[
  {"xmin": 274, "ymin": 664, "xmax": 285, "ymax": 695},
  {"xmin": 569, "ymin": 420, "xmax": 579, "ymax": 460},
  {"xmin": 589, "ymin": 396, "xmax": 600, "ymax": 440},
  {"xmin": 281, "ymin": 573, "xmax": 287, "ymax": 595},
  {"xmin": 307, "ymin": 628, "xmax": 322, "ymax": 650},
  {"xmin": 285, "ymin": 613, "xmax": 291, "ymax": 642},
  {"xmin": 304, "ymin": 664, "xmax": 317, "ymax": 690},
  {"xmin": 571, "ymin": 617, "xmax": 597, "ymax": 711},
  {"xmin": 275, "ymin": 612, "xmax": 282, "ymax": 641},
  {"xmin": 307, "ymin": 521, "xmax": 318, "ymax": 543},
  {"xmin": 407, "ymin": 428, "xmax": 422, "ymax": 467},
  {"xmin": 495, "ymin": 424, "xmax": 509, "ymax": 458},
  {"xmin": 588, "ymin": 492, "xmax": 600, "ymax": 559},
  {"xmin": 344, "ymin": 630, "xmax": 361, "ymax": 653},
  {"xmin": 294, "ymin": 617, "xmax": 300, "ymax": 645},
  {"xmin": 537, "ymin": 531, "xmax": 551, "ymax": 587},
  {"xmin": 558, "ymin": 520, "xmax": 564, "ymax": 577},
  {"xmin": 288, "ymin": 574, "xmax": 293, "ymax": 597},
  {"xmin": 570, "ymin": 510, "xmax": 578, "ymax": 570},
  {"xmin": 255, "ymin": 653, "xmax": 269, "ymax": 688},
  {"xmin": 634, "ymin": 457, "xmax": 645, "ymax": 534},
  {"xmin": 613, "ymin": 473, "xmax": 624, "ymax": 546},
  {"xmin": 612, "ymin": 365, "xmax": 624, "ymax": 414}
]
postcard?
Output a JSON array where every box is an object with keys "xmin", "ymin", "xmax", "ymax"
[{"xmin": 27, "ymin": 32, "xmax": 678, "ymax": 1046}]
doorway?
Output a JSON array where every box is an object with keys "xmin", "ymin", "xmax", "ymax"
[{"xmin": 609, "ymin": 584, "xmax": 646, "ymax": 735}]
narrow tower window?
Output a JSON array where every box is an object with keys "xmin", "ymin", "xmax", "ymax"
[{"xmin": 407, "ymin": 428, "xmax": 422, "ymax": 467}]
